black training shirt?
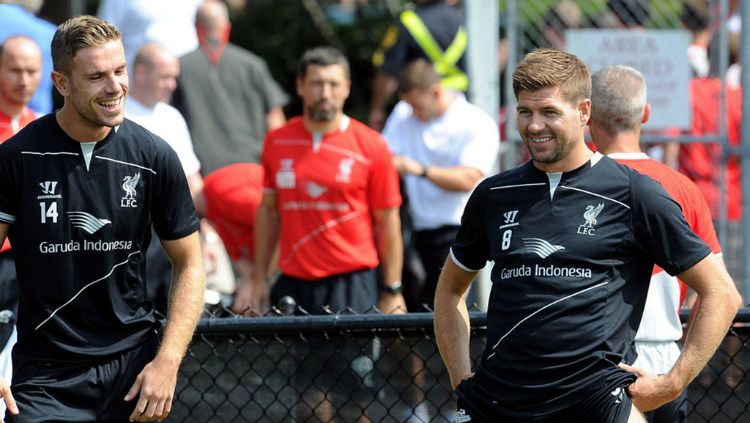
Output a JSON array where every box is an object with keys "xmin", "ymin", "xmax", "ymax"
[
  {"xmin": 451, "ymin": 154, "xmax": 711, "ymax": 417},
  {"xmin": 0, "ymin": 114, "xmax": 199, "ymax": 360}
]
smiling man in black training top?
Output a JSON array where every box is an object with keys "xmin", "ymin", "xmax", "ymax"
[
  {"xmin": 0, "ymin": 15, "xmax": 205, "ymax": 423},
  {"xmin": 434, "ymin": 48, "xmax": 741, "ymax": 423}
]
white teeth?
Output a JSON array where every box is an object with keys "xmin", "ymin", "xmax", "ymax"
[
  {"xmin": 98, "ymin": 98, "xmax": 120, "ymax": 107},
  {"xmin": 530, "ymin": 136, "xmax": 553, "ymax": 143}
]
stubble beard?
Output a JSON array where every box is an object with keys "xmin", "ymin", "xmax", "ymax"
[{"xmin": 307, "ymin": 100, "xmax": 339, "ymax": 122}]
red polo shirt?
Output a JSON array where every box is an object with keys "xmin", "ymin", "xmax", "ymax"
[{"xmin": 261, "ymin": 116, "xmax": 401, "ymax": 280}]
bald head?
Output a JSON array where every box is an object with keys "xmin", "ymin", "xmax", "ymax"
[
  {"xmin": 196, "ymin": 0, "xmax": 230, "ymax": 35},
  {"xmin": 130, "ymin": 43, "xmax": 179, "ymax": 107},
  {"xmin": 0, "ymin": 35, "xmax": 43, "ymax": 114}
]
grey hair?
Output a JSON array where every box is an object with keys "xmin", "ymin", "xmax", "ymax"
[{"xmin": 590, "ymin": 65, "xmax": 646, "ymax": 134}]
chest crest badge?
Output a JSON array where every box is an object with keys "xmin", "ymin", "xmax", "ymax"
[
  {"xmin": 276, "ymin": 159, "xmax": 296, "ymax": 189},
  {"xmin": 335, "ymin": 158, "xmax": 355, "ymax": 183},
  {"xmin": 577, "ymin": 203, "xmax": 603, "ymax": 236},
  {"xmin": 121, "ymin": 172, "xmax": 140, "ymax": 208}
]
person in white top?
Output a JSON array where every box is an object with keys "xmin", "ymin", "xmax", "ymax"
[
  {"xmin": 127, "ymin": 43, "xmax": 202, "ymax": 199},
  {"xmin": 98, "ymin": 0, "xmax": 203, "ymax": 73},
  {"xmin": 126, "ymin": 43, "xmax": 234, "ymax": 312},
  {"xmin": 382, "ymin": 59, "xmax": 499, "ymax": 311}
]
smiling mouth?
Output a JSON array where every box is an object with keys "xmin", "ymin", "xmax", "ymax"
[
  {"xmin": 529, "ymin": 135, "xmax": 553, "ymax": 144},
  {"xmin": 97, "ymin": 97, "xmax": 122, "ymax": 111}
]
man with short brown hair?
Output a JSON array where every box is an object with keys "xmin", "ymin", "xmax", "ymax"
[
  {"xmin": 0, "ymin": 16, "xmax": 205, "ymax": 422},
  {"xmin": 435, "ymin": 48, "xmax": 740, "ymax": 423}
]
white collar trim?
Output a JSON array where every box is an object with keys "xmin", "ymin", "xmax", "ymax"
[{"xmin": 606, "ymin": 152, "xmax": 649, "ymax": 160}]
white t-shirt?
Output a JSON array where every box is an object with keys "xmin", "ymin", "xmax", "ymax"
[
  {"xmin": 98, "ymin": 0, "xmax": 202, "ymax": 68},
  {"xmin": 126, "ymin": 97, "xmax": 201, "ymax": 176},
  {"xmin": 383, "ymin": 95, "xmax": 499, "ymax": 230}
]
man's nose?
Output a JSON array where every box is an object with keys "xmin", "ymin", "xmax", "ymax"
[{"xmin": 527, "ymin": 113, "xmax": 546, "ymax": 132}]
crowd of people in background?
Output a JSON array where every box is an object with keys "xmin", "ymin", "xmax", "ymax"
[
  {"xmin": 0, "ymin": 0, "xmax": 745, "ymax": 421},
  {"xmin": 0, "ymin": 0, "xmax": 743, "ymax": 315}
]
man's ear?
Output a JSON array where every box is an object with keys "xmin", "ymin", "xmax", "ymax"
[
  {"xmin": 642, "ymin": 103, "xmax": 650, "ymax": 124},
  {"xmin": 430, "ymin": 83, "xmax": 441, "ymax": 98},
  {"xmin": 51, "ymin": 70, "xmax": 69, "ymax": 98},
  {"xmin": 296, "ymin": 77, "xmax": 304, "ymax": 98},
  {"xmin": 579, "ymin": 98, "xmax": 592, "ymax": 124}
]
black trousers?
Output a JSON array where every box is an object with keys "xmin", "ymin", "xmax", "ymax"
[{"xmin": 409, "ymin": 225, "xmax": 460, "ymax": 311}]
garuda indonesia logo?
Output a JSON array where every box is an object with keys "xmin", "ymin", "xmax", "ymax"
[
  {"xmin": 523, "ymin": 238, "xmax": 565, "ymax": 258},
  {"xmin": 68, "ymin": 211, "xmax": 111, "ymax": 234}
]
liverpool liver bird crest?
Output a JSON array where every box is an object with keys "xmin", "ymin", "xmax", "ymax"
[
  {"xmin": 583, "ymin": 203, "xmax": 604, "ymax": 228},
  {"xmin": 122, "ymin": 172, "xmax": 140, "ymax": 199}
]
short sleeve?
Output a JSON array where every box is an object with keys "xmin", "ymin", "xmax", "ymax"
[
  {"xmin": 168, "ymin": 109, "xmax": 201, "ymax": 176},
  {"xmin": 381, "ymin": 100, "xmax": 412, "ymax": 156},
  {"xmin": 260, "ymin": 133, "xmax": 276, "ymax": 191},
  {"xmin": 367, "ymin": 135, "xmax": 402, "ymax": 210},
  {"xmin": 450, "ymin": 179, "xmax": 491, "ymax": 271},
  {"xmin": 253, "ymin": 60, "xmax": 289, "ymax": 111},
  {"xmin": 150, "ymin": 137, "xmax": 200, "ymax": 240},
  {"xmin": 630, "ymin": 172, "xmax": 711, "ymax": 276},
  {"xmin": 683, "ymin": 180, "xmax": 721, "ymax": 254},
  {"xmin": 458, "ymin": 113, "xmax": 500, "ymax": 175}
]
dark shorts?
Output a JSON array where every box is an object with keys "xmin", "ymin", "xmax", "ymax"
[
  {"xmin": 7, "ymin": 331, "xmax": 159, "ymax": 423},
  {"xmin": 644, "ymin": 389, "xmax": 687, "ymax": 423},
  {"xmin": 0, "ymin": 252, "xmax": 18, "ymax": 350},
  {"xmin": 0, "ymin": 252, "xmax": 19, "ymax": 312},
  {"xmin": 271, "ymin": 268, "xmax": 379, "ymax": 314},
  {"xmin": 455, "ymin": 369, "xmax": 636, "ymax": 423}
]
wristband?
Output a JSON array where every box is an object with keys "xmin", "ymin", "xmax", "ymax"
[{"xmin": 383, "ymin": 281, "xmax": 403, "ymax": 294}]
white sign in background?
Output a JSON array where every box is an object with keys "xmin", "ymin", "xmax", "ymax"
[{"xmin": 566, "ymin": 29, "xmax": 691, "ymax": 130}]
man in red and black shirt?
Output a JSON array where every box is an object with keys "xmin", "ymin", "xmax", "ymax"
[{"xmin": 232, "ymin": 47, "xmax": 405, "ymax": 316}]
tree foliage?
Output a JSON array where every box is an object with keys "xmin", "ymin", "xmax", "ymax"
[{"xmin": 230, "ymin": 0, "xmax": 402, "ymax": 121}]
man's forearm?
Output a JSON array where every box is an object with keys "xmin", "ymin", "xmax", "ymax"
[
  {"xmin": 252, "ymin": 201, "xmax": 280, "ymax": 284},
  {"xmin": 435, "ymin": 288, "xmax": 473, "ymax": 389},
  {"xmin": 434, "ymin": 258, "xmax": 476, "ymax": 389},
  {"xmin": 421, "ymin": 166, "xmax": 482, "ymax": 193},
  {"xmin": 667, "ymin": 285, "xmax": 741, "ymax": 389},
  {"xmin": 374, "ymin": 208, "xmax": 402, "ymax": 285},
  {"xmin": 159, "ymin": 233, "xmax": 206, "ymax": 363}
]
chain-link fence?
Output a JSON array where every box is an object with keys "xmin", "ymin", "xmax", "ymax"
[{"xmin": 166, "ymin": 308, "xmax": 750, "ymax": 422}]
